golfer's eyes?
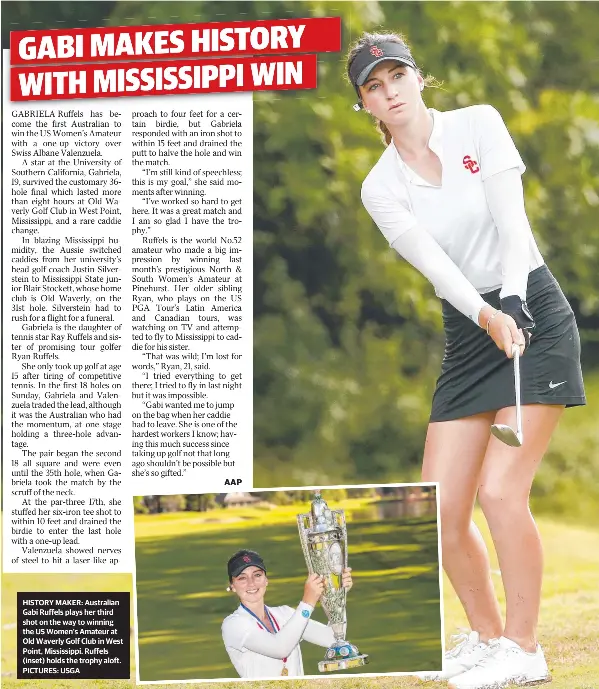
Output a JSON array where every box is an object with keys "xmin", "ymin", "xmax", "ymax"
[
  {"xmin": 238, "ymin": 573, "xmax": 262, "ymax": 584},
  {"xmin": 367, "ymin": 72, "xmax": 404, "ymax": 92}
]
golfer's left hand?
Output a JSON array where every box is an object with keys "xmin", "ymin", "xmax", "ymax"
[
  {"xmin": 341, "ymin": 567, "xmax": 353, "ymax": 591},
  {"xmin": 500, "ymin": 295, "xmax": 535, "ymax": 350}
]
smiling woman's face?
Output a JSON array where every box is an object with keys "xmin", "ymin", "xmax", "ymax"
[
  {"xmin": 230, "ymin": 566, "xmax": 268, "ymax": 605},
  {"xmin": 359, "ymin": 60, "xmax": 424, "ymax": 125}
]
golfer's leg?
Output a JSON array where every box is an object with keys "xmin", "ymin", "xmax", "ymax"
[
  {"xmin": 478, "ymin": 404, "xmax": 564, "ymax": 651},
  {"xmin": 422, "ymin": 412, "xmax": 503, "ymax": 641}
]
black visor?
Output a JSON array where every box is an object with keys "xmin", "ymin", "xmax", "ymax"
[
  {"xmin": 227, "ymin": 550, "xmax": 267, "ymax": 580},
  {"xmin": 349, "ymin": 41, "xmax": 417, "ymax": 93}
]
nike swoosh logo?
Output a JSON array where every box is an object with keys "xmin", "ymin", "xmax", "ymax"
[{"xmin": 549, "ymin": 381, "xmax": 566, "ymax": 389}]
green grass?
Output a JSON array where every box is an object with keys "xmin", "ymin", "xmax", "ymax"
[
  {"xmin": 441, "ymin": 515, "xmax": 599, "ymax": 689},
  {"xmin": 2, "ymin": 508, "xmax": 598, "ymax": 689}
]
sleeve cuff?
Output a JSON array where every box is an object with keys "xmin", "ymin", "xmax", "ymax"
[
  {"xmin": 470, "ymin": 296, "xmax": 488, "ymax": 326},
  {"xmin": 499, "ymin": 282, "xmax": 528, "ymax": 302},
  {"xmin": 298, "ymin": 601, "xmax": 314, "ymax": 618},
  {"xmin": 480, "ymin": 161, "xmax": 526, "ymax": 182},
  {"xmin": 386, "ymin": 218, "xmax": 418, "ymax": 246}
]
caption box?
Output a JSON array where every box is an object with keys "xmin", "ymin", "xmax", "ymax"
[{"xmin": 17, "ymin": 592, "xmax": 130, "ymax": 679}]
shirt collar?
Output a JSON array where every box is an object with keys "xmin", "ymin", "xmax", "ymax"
[{"xmin": 392, "ymin": 108, "xmax": 443, "ymax": 186}]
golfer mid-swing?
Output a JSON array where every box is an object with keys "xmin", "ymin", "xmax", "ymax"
[
  {"xmin": 221, "ymin": 550, "xmax": 352, "ymax": 678},
  {"xmin": 349, "ymin": 32, "xmax": 585, "ymax": 689}
]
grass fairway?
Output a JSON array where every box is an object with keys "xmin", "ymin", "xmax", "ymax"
[
  {"xmin": 134, "ymin": 500, "xmax": 442, "ymax": 681},
  {"xmin": 2, "ymin": 509, "xmax": 598, "ymax": 689}
]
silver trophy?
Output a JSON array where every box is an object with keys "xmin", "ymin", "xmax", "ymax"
[{"xmin": 297, "ymin": 492, "xmax": 369, "ymax": 672}]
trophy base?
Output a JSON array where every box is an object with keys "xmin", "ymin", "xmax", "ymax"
[
  {"xmin": 318, "ymin": 640, "xmax": 369, "ymax": 673},
  {"xmin": 318, "ymin": 654, "xmax": 369, "ymax": 672}
]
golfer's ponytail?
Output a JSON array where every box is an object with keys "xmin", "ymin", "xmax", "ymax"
[{"xmin": 378, "ymin": 121, "xmax": 393, "ymax": 146}]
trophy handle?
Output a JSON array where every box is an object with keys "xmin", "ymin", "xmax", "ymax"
[
  {"xmin": 337, "ymin": 511, "xmax": 348, "ymax": 569},
  {"xmin": 297, "ymin": 514, "xmax": 314, "ymax": 575},
  {"xmin": 337, "ymin": 510, "xmax": 348, "ymax": 627}
]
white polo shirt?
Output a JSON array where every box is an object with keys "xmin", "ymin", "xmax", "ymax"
[
  {"xmin": 222, "ymin": 602, "xmax": 334, "ymax": 679},
  {"xmin": 361, "ymin": 105, "xmax": 544, "ymax": 316}
]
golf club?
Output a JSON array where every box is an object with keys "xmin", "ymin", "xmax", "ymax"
[{"xmin": 490, "ymin": 343, "xmax": 522, "ymax": 447}]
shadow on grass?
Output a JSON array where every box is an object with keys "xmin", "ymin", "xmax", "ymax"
[{"xmin": 135, "ymin": 516, "xmax": 442, "ymax": 681}]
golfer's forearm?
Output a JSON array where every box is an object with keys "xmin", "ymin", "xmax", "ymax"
[
  {"xmin": 484, "ymin": 168, "xmax": 531, "ymax": 300},
  {"xmin": 391, "ymin": 226, "xmax": 487, "ymax": 324},
  {"xmin": 301, "ymin": 619, "xmax": 336, "ymax": 648},
  {"xmin": 242, "ymin": 602, "xmax": 313, "ymax": 659}
]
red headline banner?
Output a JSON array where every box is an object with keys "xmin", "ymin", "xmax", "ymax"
[
  {"xmin": 10, "ymin": 55, "xmax": 318, "ymax": 102},
  {"xmin": 10, "ymin": 17, "xmax": 340, "ymax": 65}
]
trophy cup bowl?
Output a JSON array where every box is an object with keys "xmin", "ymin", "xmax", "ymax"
[{"xmin": 297, "ymin": 492, "xmax": 369, "ymax": 672}]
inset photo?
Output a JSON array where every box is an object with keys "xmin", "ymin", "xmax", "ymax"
[{"xmin": 133, "ymin": 484, "xmax": 442, "ymax": 683}]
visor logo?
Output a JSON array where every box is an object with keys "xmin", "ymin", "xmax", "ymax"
[
  {"xmin": 242, "ymin": 555, "xmax": 251, "ymax": 563},
  {"xmin": 463, "ymin": 155, "xmax": 480, "ymax": 174},
  {"xmin": 369, "ymin": 46, "xmax": 384, "ymax": 57}
]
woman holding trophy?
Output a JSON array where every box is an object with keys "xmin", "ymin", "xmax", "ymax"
[{"xmin": 221, "ymin": 549, "xmax": 353, "ymax": 678}]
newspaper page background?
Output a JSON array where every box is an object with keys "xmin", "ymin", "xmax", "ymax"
[{"xmin": 3, "ymin": 2, "xmax": 599, "ymax": 689}]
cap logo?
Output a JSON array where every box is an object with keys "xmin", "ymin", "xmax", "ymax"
[
  {"xmin": 369, "ymin": 46, "xmax": 384, "ymax": 58},
  {"xmin": 242, "ymin": 555, "xmax": 251, "ymax": 563}
]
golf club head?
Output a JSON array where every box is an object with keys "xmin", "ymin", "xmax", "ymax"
[{"xmin": 490, "ymin": 424, "xmax": 522, "ymax": 447}]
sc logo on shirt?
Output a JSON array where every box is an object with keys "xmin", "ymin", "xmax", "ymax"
[{"xmin": 463, "ymin": 155, "xmax": 480, "ymax": 174}]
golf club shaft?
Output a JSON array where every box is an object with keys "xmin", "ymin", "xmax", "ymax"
[{"xmin": 513, "ymin": 344, "xmax": 522, "ymax": 438}]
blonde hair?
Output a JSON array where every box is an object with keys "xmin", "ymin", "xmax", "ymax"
[{"xmin": 346, "ymin": 32, "xmax": 442, "ymax": 146}]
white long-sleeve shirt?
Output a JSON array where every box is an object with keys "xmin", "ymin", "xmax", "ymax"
[
  {"xmin": 361, "ymin": 105, "xmax": 544, "ymax": 323},
  {"xmin": 221, "ymin": 602, "xmax": 335, "ymax": 678}
]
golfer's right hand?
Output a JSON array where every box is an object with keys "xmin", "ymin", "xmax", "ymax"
[
  {"xmin": 302, "ymin": 573, "xmax": 325, "ymax": 607},
  {"xmin": 485, "ymin": 310, "xmax": 526, "ymax": 358}
]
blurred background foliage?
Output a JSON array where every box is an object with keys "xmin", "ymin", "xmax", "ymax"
[{"xmin": 4, "ymin": 1, "xmax": 599, "ymax": 522}]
